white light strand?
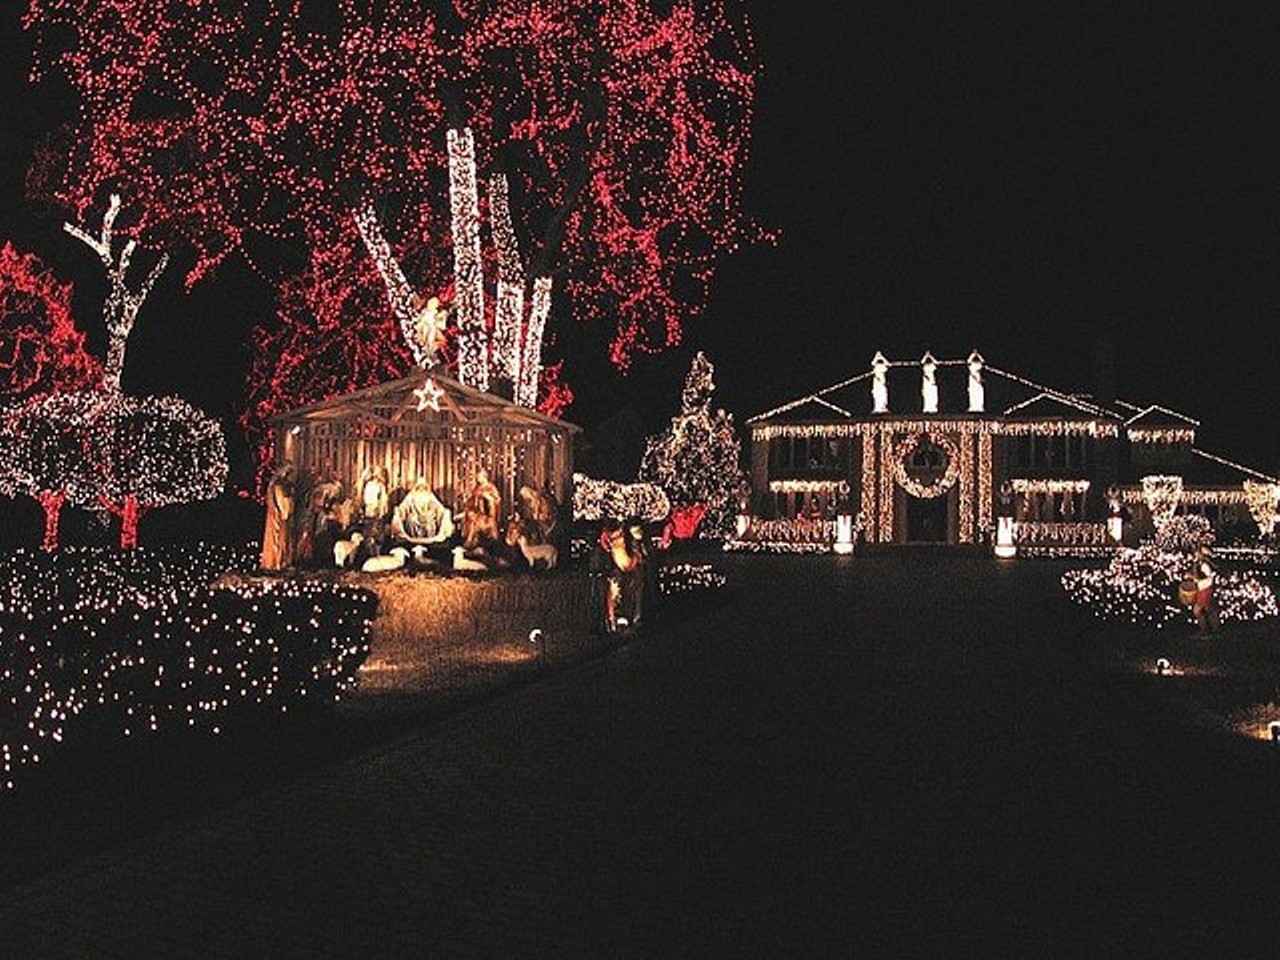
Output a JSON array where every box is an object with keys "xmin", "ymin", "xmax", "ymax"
[
  {"xmin": 64, "ymin": 193, "xmax": 169, "ymax": 392},
  {"xmin": 517, "ymin": 276, "xmax": 553, "ymax": 409},
  {"xmin": 0, "ymin": 545, "xmax": 375, "ymax": 792},
  {"xmin": 1118, "ymin": 487, "xmax": 1250, "ymax": 506},
  {"xmin": 489, "ymin": 173, "xmax": 524, "ymax": 385},
  {"xmin": 1242, "ymin": 480, "xmax": 1280, "ymax": 536},
  {"xmin": 768, "ymin": 479, "xmax": 846, "ymax": 494},
  {"xmin": 1011, "ymin": 479, "xmax": 1091, "ymax": 495},
  {"xmin": 891, "ymin": 432, "xmax": 961, "ymax": 500},
  {"xmin": 352, "ymin": 200, "xmax": 435, "ymax": 368},
  {"xmin": 571, "ymin": 472, "xmax": 671, "ymax": 522},
  {"xmin": 751, "ymin": 419, "xmax": 1119, "ymax": 441},
  {"xmin": 447, "ymin": 128, "xmax": 487, "ymax": 392},
  {"xmin": 1062, "ymin": 540, "xmax": 1277, "ymax": 628},
  {"xmin": 1142, "ymin": 475, "xmax": 1183, "ymax": 530},
  {"xmin": 1127, "ymin": 427, "xmax": 1196, "ymax": 444}
]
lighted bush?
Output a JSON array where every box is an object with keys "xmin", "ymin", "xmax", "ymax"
[{"xmin": 0, "ymin": 544, "xmax": 376, "ymax": 790}]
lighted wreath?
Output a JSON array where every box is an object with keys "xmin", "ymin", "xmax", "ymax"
[{"xmin": 893, "ymin": 432, "xmax": 960, "ymax": 499}]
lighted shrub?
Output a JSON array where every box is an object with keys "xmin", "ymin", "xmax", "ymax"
[{"xmin": 0, "ymin": 545, "xmax": 376, "ymax": 790}]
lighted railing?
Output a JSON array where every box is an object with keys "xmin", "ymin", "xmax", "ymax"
[
  {"xmin": 1013, "ymin": 521, "xmax": 1111, "ymax": 546},
  {"xmin": 743, "ymin": 517, "xmax": 836, "ymax": 544}
]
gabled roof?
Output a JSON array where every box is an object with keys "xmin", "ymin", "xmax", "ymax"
[
  {"xmin": 270, "ymin": 370, "xmax": 580, "ymax": 432},
  {"xmin": 749, "ymin": 354, "xmax": 1120, "ymax": 424},
  {"xmin": 1122, "ymin": 404, "xmax": 1200, "ymax": 429},
  {"xmin": 1000, "ymin": 391, "xmax": 1113, "ymax": 420}
]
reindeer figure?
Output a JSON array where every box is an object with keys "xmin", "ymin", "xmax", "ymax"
[{"xmin": 504, "ymin": 516, "xmax": 558, "ymax": 570}]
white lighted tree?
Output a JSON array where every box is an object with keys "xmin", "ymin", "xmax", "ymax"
[
  {"xmin": 354, "ymin": 128, "xmax": 556, "ymax": 406},
  {"xmin": 1141, "ymin": 475, "xmax": 1183, "ymax": 530},
  {"xmin": 639, "ymin": 352, "xmax": 746, "ymax": 537},
  {"xmin": 93, "ymin": 395, "xmax": 228, "ymax": 550},
  {"xmin": 1243, "ymin": 480, "xmax": 1280, "ymax": 538},
  {"xmin": 63, "ymin": 193, "xmax": 169, "ymax": 393},
  {"xmin": 0, "ymin": 197, "xmax": 228, "ymax": 550},
  {"xmin": 0, "ymin": 392, "xmax": 104, "ymax": 551}
]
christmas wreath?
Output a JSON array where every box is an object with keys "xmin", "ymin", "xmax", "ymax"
[{"xmin": 892, "ymin": 432, "xmax": 960, "ymax": 499}]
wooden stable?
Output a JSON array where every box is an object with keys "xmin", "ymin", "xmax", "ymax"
[{"xmin": 270, "ymin": 372, "xmax": 578, "ymax": 513}]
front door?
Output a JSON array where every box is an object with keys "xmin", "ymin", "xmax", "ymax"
[{"xmin": 907, "ymin": 493, "xmax": 949, "ymax": 542}]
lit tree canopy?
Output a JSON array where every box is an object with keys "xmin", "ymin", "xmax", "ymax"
[
  {"xmin": 0, "ymin": 242, "xmax": 101, "ymax": 400},
  {"xmin": 639, "ymin": 351, "xmax": 745, "ymax": 537},
  {"xmin": 25, "ymin": 0, "xmax": 767, "ymax": 364}
]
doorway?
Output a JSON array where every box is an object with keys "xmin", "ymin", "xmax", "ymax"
[{"xmin": 906, "ymin": 494, "xmax": 950, "ymax": 543}]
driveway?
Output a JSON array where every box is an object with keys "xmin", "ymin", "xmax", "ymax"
[{"xmin": 1, "ymin": 554, "xmax": 1276, "ymax": 955}]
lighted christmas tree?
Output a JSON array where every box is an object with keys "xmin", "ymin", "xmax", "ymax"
[{"xmin": 639, "ymin": 352, "xmax": 746, "ymax": 538}]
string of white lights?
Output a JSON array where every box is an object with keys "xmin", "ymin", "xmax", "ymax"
[
  {"xmin": 489, "ymin": 173, "xmax": 524, "ymax": 384},
  {"xmin": 352, "ymin": 200, "xmax": 432, "ymax": 368},
  {"xmin": 64, "ymin": 194, "xmax": 169, "ymax": 392},
  {"xmin": 517, "ymin": 276, "xmax": 553, "ymax": 409},
  {"xmin": 447, "ymin": 127, "xmax": 487, "ymax": 392}
]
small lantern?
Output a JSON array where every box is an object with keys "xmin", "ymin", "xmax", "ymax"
[
  {"xmin": 994, "ymin": 516, "xmax": 1017, "ymax": 559},
  {"xmin": 1155, "ymin": 657, "xmax": 1170, "ymax": 675},
  {"xmin": 834, "ymin": 511, "xmax": 855, "ymax": 555}
]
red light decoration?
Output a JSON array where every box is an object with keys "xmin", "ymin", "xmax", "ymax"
[
  {"xmin": 0, "ymin": 242, "xmax": 101, "ymax": 400},
  {"xmin": 35, "ymin": 489, "xmax": 65, "ymax": 553},
  {"xmin": 26, "ymin": 0, "xmax": 767, "ymax": 477}
]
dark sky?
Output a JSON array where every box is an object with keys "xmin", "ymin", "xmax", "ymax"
[{"xmin": 2, "ymin": 3, "xmax": 1279, "ymax": 485}]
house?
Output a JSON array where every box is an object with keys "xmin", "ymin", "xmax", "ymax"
[{"xmin": 745, "ymin": 352, "xmax": 1274, "ymax": 548}]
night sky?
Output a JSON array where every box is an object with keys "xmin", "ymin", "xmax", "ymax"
[{"xmin": 1, "ymin": 3, "xmax": 1278, "ymax": 487}]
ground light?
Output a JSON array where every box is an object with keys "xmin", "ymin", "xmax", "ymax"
[
  {"xmin": 994, "ymin": 516, "xmax": 1017, "ymax": 559},
  {"xmin": 1269, "ymin": 721, "xmax": 1280, "ymax": 743},
  {"xmin": 834, "ymin": 512, "xmax": 855, "ymax": 555},
  {"xmin": 1156, "ymin": 657, "xmax": 1171, "ymax": 675}
]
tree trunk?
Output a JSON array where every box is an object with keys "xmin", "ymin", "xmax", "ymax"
[
  {"xmin": 36, "ymin": 490, "xmax": 66, "ymax": 552},
  {"xmin": 119, "ymin": 494, "xmax": 140, "ymax": 550}
]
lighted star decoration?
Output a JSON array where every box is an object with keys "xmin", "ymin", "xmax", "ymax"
[{"xmin": 414, "ymin": 377, "xmax": 444, "ymax": 413}]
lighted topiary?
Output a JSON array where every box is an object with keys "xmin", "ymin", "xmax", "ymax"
[{"xmin": 638, "ymin": 352, "xmax": 746, "ymax": 538}]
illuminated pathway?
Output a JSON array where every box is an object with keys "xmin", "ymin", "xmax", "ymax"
[{"xmin": 1, "ymin": 555, "xmax": 1278, "ymax": 954}]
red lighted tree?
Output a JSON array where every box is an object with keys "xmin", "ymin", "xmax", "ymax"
[
  {"xmin": 26, "ymin": 0, "xmax": 765, "ymax": 477},
  {"xmin": 0, "ymin": 242, "xmax": 101, "ymax": 400}
]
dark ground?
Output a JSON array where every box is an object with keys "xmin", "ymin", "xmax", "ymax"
[{"xmin": 3, "ymin": 553, "xmax": 1280, "ymax": 956}]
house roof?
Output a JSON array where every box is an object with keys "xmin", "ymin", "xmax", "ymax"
[
  {"xmin": 1122, "ymin": 405, "xmax": 1201, "ymax": 429},
  {"xmin": 269, "ymin": 370, "xmax": 580, "ymax": 432},
  {"xmin": 748, "ymin": 355, "xmax": 1121, "ymax": 424}
]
